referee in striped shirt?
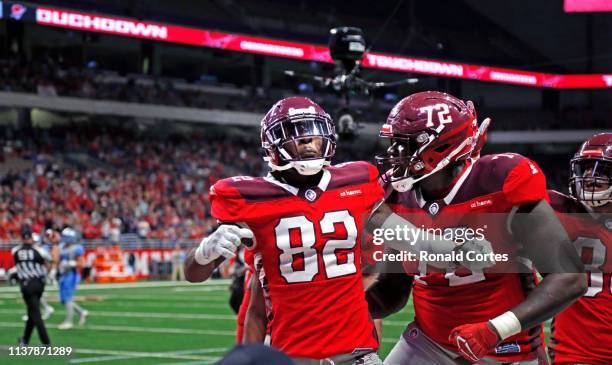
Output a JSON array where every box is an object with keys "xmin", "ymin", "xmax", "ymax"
[{"xmin": 12, "ymin": 228, "xmax": 51, "ymax": 345}]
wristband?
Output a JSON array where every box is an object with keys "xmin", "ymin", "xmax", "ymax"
[{"xmin": 489, "ymin": 311, "xmax": 521, "ymax": 340}]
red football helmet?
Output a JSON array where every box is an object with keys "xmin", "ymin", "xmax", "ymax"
[
  {"xmin": 376, "ymin": 91, "xmax": 484, "ymax": 192},
  {"xmin": 569, "ymin": 133, "xmax": 612, "ymax": 208},
  {"xmin": 261, "ymin": 97, "xmax": 336, "ymax": 175}
]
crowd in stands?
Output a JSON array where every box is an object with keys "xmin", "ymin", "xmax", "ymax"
[
  {"xmin": 1, "ymin": 57, "xmax": 608, "ymax": 131},
  {"xmin": 0, "ymin": 122, "xmax": 577, "ymax": 246},
  {"xmin": 0, "ymin": 58, "xmax": 273, "ymax": 112},
  {"xmin": 0, "ymin": 118, "xmax": 579, "ymax": 246},
  {"xmin": 0, "ymin": 123, "xmax": 265, "ymax": 243}
]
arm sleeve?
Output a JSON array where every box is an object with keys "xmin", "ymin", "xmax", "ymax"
[
  {"xmin": 503, "ymin": 158, "xmax": 549, "ymax": 206},
  {"xmin": 210, "ymin": 180, "xmax": 249, "ymax": 223}
]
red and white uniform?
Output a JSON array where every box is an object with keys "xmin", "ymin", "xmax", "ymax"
[
  {"xmin": 388, "ymin": 153, "xmax": 549, "ymax": 363},
  {"xmin": 210, "ymin": 161, "xmax": 383, "ymax": 359},
  {"xmin": 549, "ymin": 191, "xmax": 612, "ymax": 365}
]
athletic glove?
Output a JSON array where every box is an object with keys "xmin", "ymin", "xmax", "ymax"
[
  {"xmin": 449, "ymin": 322, "xmax": 500, "ymax": 363},
  {"xmin": 194, "ymin": 225, "xmax": 254, "ymax": 265}
]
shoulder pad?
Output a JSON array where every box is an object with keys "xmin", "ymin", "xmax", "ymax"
[
  {"xmin": 548, "ymin": 190, "xmax": 586, "ymax": 214},
  {"xmin": 212, "ymin": 176, "xmax": 292, "ymax": 203},
  {"xmin": 327, "ymin": 161, "xmax": 376, "ymax": 190}
]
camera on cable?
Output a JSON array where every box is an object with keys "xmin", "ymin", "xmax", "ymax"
[{"xmin": 285, "ymin": 27, "xmax": 419, "ymax": 140}]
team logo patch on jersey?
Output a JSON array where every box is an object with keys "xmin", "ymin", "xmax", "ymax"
[
  {"xmin": 495, "ymin": 341, "xmax": 520, "ymax": 354},
  {"xmin": 304, "ymin": 189, "xmax": 317, "ymax": 202},
  {"xmin": 428, "ymin": 202, "xmax": 440, "ymax": 215}
]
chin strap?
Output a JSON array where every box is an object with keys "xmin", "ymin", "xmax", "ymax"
[
  {"xmin": 582, "ymin": 187, "xmax": 612, "ymax": 208},
  {"xmin": 264, "ymin": 156, "xmax": 329, "ymax": 175}
]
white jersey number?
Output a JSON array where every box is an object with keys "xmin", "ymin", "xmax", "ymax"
[
  {"xmin": 275, "ymin": 210, "xmax": 358, "ymax": 283},
  {"xmin": 415, "ymin": 260, "xmax": 486, "ymax": 287},
  {"xmin": 574, "ymin": 237, "xmax": 610, "ymax": 297}
]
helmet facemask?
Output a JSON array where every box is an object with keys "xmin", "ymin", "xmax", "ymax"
[
  {"xmin": 570, "ymin": 159, "xmax": 612, "ymax": 208},
  {"xmin": 376, "ymin": 125, "xmax": 474, "ymax": 192},
  {"xmin": 376, "ymin": 130, "xmax": 434, "ymax": 189},
  {"xmin": 262, "ymin": 113, "xmax": 336, "ymax": 175}
]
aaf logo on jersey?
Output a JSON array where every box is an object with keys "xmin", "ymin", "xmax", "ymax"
[
  {"xmin": 428, "ymin": 202, "xmax": 440, "ymax": 215},
  {"xmin": 304, "ymin": 189, "xmax": 317, "ymax": 201}
]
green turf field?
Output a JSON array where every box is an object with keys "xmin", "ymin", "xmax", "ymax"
[
  {"xmin": 0, "ymin": 280, "xmax": 413, "ymax": 364},
  {"xmin": 0, "ymin": 280, "xmax": 554, "ymax": 364}
]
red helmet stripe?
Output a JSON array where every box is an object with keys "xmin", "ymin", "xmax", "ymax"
[{"xmin": 581, "ymin": 149, "xmax": 604, "ymax": 157}]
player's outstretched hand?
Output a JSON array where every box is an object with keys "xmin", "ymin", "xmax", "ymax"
[
  {"xmin": 449, "ymin": 322, "xmax": 500, "ymax": 363},
  {"xmin": 194, "ymin": 225, "xmax": 254, "ymax": 265}
]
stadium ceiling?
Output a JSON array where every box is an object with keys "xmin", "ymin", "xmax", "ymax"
[{"xmin": 5, "ymin": 2, "xmax": 612, "ymax": 89}]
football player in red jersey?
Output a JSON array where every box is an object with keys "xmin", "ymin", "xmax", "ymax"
[
  {"xmin": 365, "ymin": 91, "xmax": 587, "ymax": 365},
  {"xmin": 186, "ymin": 96, "xmax": 386, "ymax": 364},
  {"xmin": 548, "ymin": 133, "xmax": 611, "ymax": 365}
]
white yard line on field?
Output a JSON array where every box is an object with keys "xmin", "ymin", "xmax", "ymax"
[
  {"xmin": 0, "ymin": 293, "xmax": 227, "ymax": 300},
  {"xmin": 104, "ymin": 301, "xmax": 231, "ymax": 309},
  {"xmin": 380, "ymin": 320, "xmax": 409, "ymax": 327},
  {"xmin": 0, "ymin": 308, "xmax": 236, "ymax": 320},
  {"xmin": 0, "ymin": 280, "xmax": 231, "ymax": 293},
  {"xmin": 0, "ymin": 321, "xmax": 235, "ymax": 336},
  {"xmin": 172, "ymin": 287, "xmax": 228, "ymax": 292},
  {"xmin": 101, "ymin": 294, "xmax": 228, "ymax": 302},
  {"xmin": 0, "ymin": 296, "xmax": 231, "ymax": 309}
]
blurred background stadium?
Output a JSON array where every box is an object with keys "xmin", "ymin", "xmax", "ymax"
[{"xmin": 0, "ymin": 0, "xmax": 610, "ymax": 363}]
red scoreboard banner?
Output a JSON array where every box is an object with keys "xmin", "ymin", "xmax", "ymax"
[
  {"xmin": 564, "ymin": 0, "xmax": 612, "ymax": 13},
  {"xmin": 14, "ymin": 5, "xmax": 610, "ymax": 89}
]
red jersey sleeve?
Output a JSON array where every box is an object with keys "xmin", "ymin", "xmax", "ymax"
[
  {"xmin": 502, "ymin": 157, "xmax": 548, "ymax": 206},
  {"xmin": 209, "ymin": 178, "xmax": 249, "ymax": 223}
]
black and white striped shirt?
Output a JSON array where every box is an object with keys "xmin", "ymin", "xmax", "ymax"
[{"xmin": 12, "ymin": 244, "xmax": 51, "ymax": 282}]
